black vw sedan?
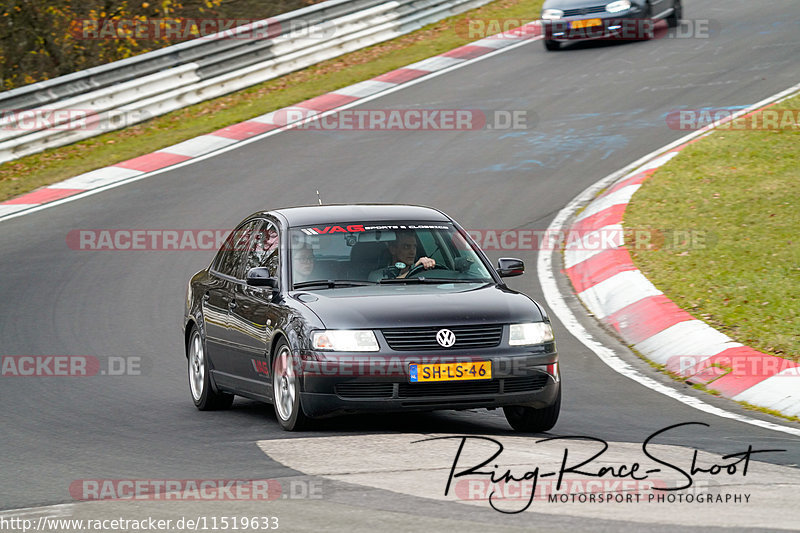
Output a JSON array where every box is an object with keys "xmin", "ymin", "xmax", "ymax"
[
  {"xmin": 184, "ymin": 205, "xmax": 560, "ymax": 431},
  {"xmin": 540, "ymin": 0, "xmax": 682, "ymax": 50}
]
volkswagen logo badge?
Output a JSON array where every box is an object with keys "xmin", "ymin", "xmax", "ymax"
[{"xmin": 436, "ymin": 329, "xmax": 456, "ymax": 348}]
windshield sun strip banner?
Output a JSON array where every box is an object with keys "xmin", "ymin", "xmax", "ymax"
[{"xmin": 297, "ymin": 223, "xmax": 452, "ymax": 235}]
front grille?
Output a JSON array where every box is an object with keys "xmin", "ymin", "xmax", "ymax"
[
  {"xmin": 381, "ymin": 324, "xmax": 503, "ymax": 351},
  {"xmin": 335, "ymin": 382, "xmax": 393, "ymax": 399},
  {"xmin": 504, "ymin": 374, "xmax": 550, "ymax": 393},
  {"xmin": 562, "ymin": 5, "xmax": 606, "ymax": 16}
]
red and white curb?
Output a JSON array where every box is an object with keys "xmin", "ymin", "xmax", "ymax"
[
  {"xmin": 562, "ymin": 87, "xmax": 800, "ymax": 420},
  {"xmin": 0, "ymin": 25, "xmax": 540, "ymax": 220}
]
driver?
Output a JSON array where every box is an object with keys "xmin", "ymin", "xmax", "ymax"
[{"xmin": 369, "ymin": 231, "xmax": 435, "ymax": 280}]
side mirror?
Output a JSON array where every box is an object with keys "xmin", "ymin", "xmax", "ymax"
[
  {"xmin": 497, "ymin": 258, "xmax": 524, "ymax": 278},
  {"xmin": 246, "ymin": 267, "xmax": 278, "ymax": 288}
]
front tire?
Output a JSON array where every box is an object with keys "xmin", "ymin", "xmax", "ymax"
[
  {"xmin": 187, "ymin": 326, "xmax": 234, "ymax": 410},
  {"xmin": 544, "ymin": 39, "xmax": 560, "ymax": 51},
  {"xmin": 503, "ymin": 386, "xmax": 561, "ymax": 432},
  {"xmin": 272, "ymin": 339, "xmax": 309, "ymax": 431}
]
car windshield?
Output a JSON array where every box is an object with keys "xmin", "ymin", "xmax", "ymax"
[{"xmin": 289, "ymin": 222, "xmax": 494, "ymax": 288}]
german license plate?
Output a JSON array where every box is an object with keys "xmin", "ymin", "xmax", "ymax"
[
  {"xmin": 570, "ymin": 18, "xmax": 602, "ymax": 28},
  {"xmin": 409, "ymin": 361, "xmax": 491, "ymax": 382}
]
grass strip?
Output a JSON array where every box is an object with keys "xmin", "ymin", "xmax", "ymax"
[
  {"xmin": 0, "ymin": 0, "xmax": 543, "ymax": 202},
  {"xmin": 625, "ymin": 94, "xmax": 800, "ymax": 362}
]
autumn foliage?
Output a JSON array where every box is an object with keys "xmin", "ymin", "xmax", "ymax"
[{"xmin": 1, "ymin": 0, "xmax": 323, "ymax": 91}]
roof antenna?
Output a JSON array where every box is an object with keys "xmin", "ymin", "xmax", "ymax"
[{"xmin": 316, "ymin": 190, "xmax": 323, "ymax": 205}]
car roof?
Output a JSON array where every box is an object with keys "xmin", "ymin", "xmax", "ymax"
[{"xmin": 264, "ymin": 204, "xmax": 452, "ymax": 227}]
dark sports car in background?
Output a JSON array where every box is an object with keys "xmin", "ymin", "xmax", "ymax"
[
  {"xmin": 184, "ymin": 205, "xmax": 560, "ymax": 431},
  {"xmin": 540, "ymin": 0, "xmax": 682, "ymax": 50}
]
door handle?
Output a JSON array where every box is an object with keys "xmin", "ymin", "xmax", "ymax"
[
  {"xmin": 203, "ymin": 292, "xmax": 210, "ymax": 302},
  {"xmin": 228, "ymin": 300, "xmax": 237, "ymax": 309}
]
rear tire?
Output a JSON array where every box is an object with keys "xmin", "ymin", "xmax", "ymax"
[
  {"xmin": 667, "ymin": 0, "xmax": 681, "ymax": 28},
  {"xmin": 639, "ymin": 2, "xmax": 654, "ymax": 40},
  {"xmin": 544, "ymin": 39, "xmax": 561, "ymax": 51},
  {"xmin": 272, "ymin": 339, "xmax": 310, "ymax": 431},
  {"xmin": 503, "ymin": 386, "xmax": 561, "ymax": 432},
  {"xmin": 187, "ymin": 326, "xmax": 234, "ymax": 410}
]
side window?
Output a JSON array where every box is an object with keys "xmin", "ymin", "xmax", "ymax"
[
  {"xmin": 211, "ymin": 221, "xmax": 259, "ymax": 278},
  {"xmin": 243, "ymin": 221, "xmax": 280, "ymax": 278}
]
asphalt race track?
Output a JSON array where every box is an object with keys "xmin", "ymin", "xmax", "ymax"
[{"xmin": 1, "ymin": 0, "xmax": 799, "ymax": 530}]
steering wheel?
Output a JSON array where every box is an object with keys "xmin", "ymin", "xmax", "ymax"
[{"xmin": 405, "ymin": 262, "xmax": 450, "ymax": 278}]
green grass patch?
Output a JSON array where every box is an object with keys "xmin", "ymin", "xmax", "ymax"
[
  {"xmin": 736, "ymin": 400, "xmax": 800, "ymax": 424},
  {"xmin": 625, "ymin": 94, "xmax": 800, "ymax": 362},
  {"xmin": 0, "ymin": 0, "xmax": 543, "ymax": 202},
  {"xmin": 690, "ymin": 383, "xmax": 721, "ymax": 397}
]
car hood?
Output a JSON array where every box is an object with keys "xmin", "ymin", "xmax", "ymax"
[
  {"xmin": 543, "ymin": 0, "xmax": 615, "ymax": 10},
  {"xmin": 291, "ymin": 283, "xmax": 544, "ymax": 329}
]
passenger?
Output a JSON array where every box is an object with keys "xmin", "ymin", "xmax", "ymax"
[{"xmin": 292, "ymin": 244, "xmax": 316, "ymax": 282}]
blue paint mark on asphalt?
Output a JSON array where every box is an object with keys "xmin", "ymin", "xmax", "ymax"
[
  {"xmin": 522, "ymin": 159, "xmax": 545, "ymax": 167},
  {"xmin": 498, "ymin": 131, "xmax": 529, "ymax": 140},
  {"xmin": 472, "ymin": 128, "xmax": 631, "ymax": 173},
  {"xmin": 471, "ymin": 109, "xmax": 669, "ymax": 173}
]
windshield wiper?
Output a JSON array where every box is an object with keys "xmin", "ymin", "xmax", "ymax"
[
  {"xmin": 293, "ymin": 279, "xmax": 376, "ymax": 289},
  {"xmin": 378, "ymin": 277, "xmax": 491, "ymax": 284}
]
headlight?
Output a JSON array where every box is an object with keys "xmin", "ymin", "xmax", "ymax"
[
  {"xmin": 606, "ymin": 0, "xmax": 631, "ymax": 13},
  {"xmin": 509, "ymin": 323, "xmax": 554, "ymax": 346},
  {"xmin": 541, "ymin": 8, "xmax": 564, "ymax": 20},
  {"xmin": 312, "ymin": 330, "xmax": 379, "ymax": 352}
]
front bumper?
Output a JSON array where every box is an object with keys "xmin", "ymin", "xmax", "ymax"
[
  {"xmin": 543, "ymin": 12, "xmax": 654, "ymax": 42},
  {"xmin": 296, "ymin": 348, "xmax": 559, "ymax": 418}
]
